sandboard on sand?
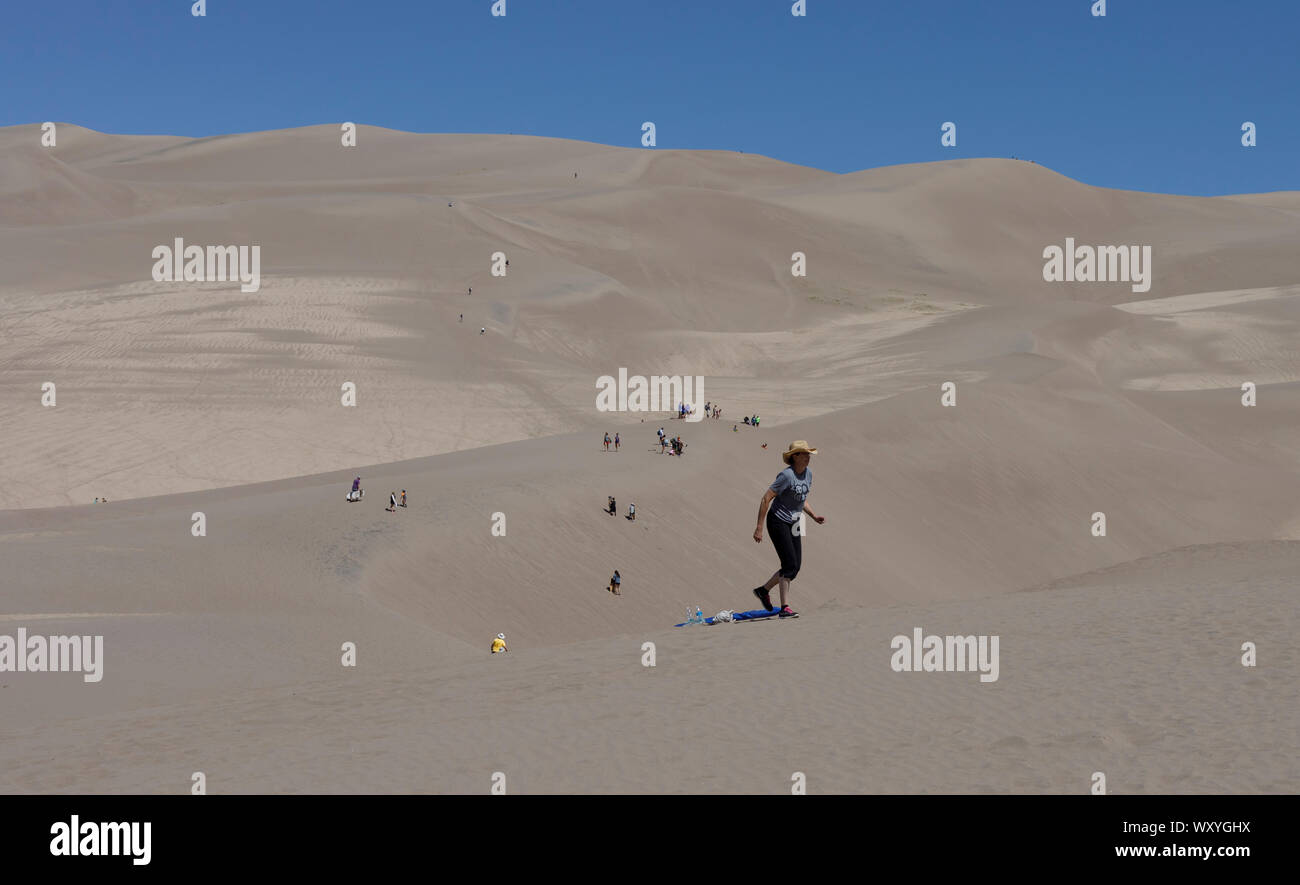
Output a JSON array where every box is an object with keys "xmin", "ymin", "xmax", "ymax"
[{"xmin": 674, "ymin": 607, "xmax": 789, "ymax": 627}]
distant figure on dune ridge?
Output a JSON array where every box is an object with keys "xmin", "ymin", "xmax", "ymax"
[
  {"xmin": 491, "ymin": 633, "xmax": 508, "ymax": 654},
  {"xmin": 752, "ymin": 441, "xmax": 825, "ymax": 620}
]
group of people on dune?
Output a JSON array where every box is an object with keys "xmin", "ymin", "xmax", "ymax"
[
  {"xmin": 347, "ymin": 477, "xmax": 406, "ymax": 512},
  {"xmin": 656, "ymin": 426, "xmax": 686, "ymax": 455}
]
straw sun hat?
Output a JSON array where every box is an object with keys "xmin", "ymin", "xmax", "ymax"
[{"xmin": 782, "ymin": 440, "xmax": 818, "ymax": 465}]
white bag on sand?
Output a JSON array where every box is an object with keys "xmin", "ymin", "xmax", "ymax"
[{"xmin": 713, "ymin": 610, "xmax": 735, "ymax": 623}]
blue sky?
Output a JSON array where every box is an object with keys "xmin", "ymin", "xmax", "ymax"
[{"xmin": 3, "ymin": 0, "xmax": 1295, "ymax": 195}]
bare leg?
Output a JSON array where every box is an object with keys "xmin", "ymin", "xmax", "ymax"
[{"xmin": 761, "ymin": 571, "xmax": 791, "ymax": 607}]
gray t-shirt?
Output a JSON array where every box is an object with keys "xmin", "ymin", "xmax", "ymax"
[{"xmin": 769, "ymin": 466, "xmax": 811, "ymax": 524}]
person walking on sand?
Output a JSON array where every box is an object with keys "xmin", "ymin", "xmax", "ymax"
[
  {"xmin": 480, "ymin": 327, "xmax": 486, "ymax": 335},
  {"xmin": 627, "ymin": 502, "xmax": 636, "ymax": 521},
  {"xmin": 614, "ymin": 432, "xmax": 620, "ymax": 452},
  {"xmin": 604, "ymin": 432, "xmax": 611, "ymax": 451},
  {"xmin": 459, "ymin": 313, "xmax": 463, "ymax": 323},
  {"xmin": 400, "ymin": 490, "xmax": 407, "ymax": 508},
  {"xmin": 491, "ymin": 633, "xmax": 508, "ymax": 653},
  {"xmin": 608, "ymin": 495, "xmax": 617, "ymax": 516},
  {"xmin": 609, "ymin": 570, "xmax": 622, "ymax": 595},
  {"xmin": 752, "ymin": 441, "xmax": 825, "ymax": 619},
  {"xmin": 388, "ymin": 491, "xmax": 398, "ymax": 512}
]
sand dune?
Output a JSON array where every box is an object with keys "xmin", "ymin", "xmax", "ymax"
[
  {"xmin": 2, "ymin": 539, "xmax": 1293, "ymax": 793},
  {"xmin": 1, "ymin": 124, "xmax": 1297, "ymax": 792}
]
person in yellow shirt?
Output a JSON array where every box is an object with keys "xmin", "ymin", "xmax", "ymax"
[{"xmin": 491, "ymin": 633, "xmax": 508, "ymax": 654}]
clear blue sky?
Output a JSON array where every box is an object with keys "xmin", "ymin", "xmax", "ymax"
[{"xmin": 4, "ymin": 0, "xmax": 1295, "ymax": 195}]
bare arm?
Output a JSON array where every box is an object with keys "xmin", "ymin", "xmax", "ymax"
[
  {"xmin": 754, "ymin": 488, "xmax": 776, "ymax": 541},
  {"xmin": 803, "ymin": 501, "xmax": 825, "ymax": 524}
]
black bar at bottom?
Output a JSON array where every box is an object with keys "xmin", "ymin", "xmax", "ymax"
[{"xmin": 1, "ymin": 795, "xmax": 1287, "ymax": 870}]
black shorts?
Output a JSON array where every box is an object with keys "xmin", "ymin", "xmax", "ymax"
[{"xmin": 766, "ymin": 509, "xmax": 802, "ymax": 580}]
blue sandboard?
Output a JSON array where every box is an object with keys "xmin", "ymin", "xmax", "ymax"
[{"xmin": 674, "ymin": 607, "xmax": 783, "ymax": 627}]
